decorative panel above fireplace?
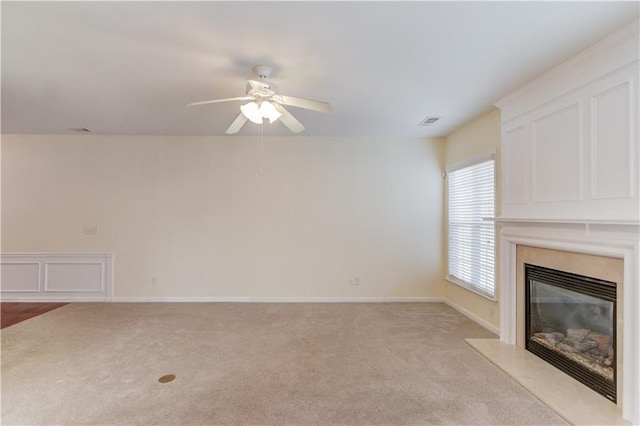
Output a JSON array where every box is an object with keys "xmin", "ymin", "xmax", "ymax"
[
  {"xmin": 496, "ymin": 21, "xmax": 639, "ymax": 222},
  {"xmin": 525, "ymin": 263, "xmax": 616, "ymax": 402}
]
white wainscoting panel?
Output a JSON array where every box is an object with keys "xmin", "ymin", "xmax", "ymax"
[
  {"xmin": 44, "ymin": 262, "xmax": 105, "ymax": 292},
  {"xmin": 592, "ymin": 81, "xmax": 633, "ymax": 200},
  {"xmin": 532, "ymin": 103, "xmax": 583, "ymax": 203},
  {"xmin": 503, "ymin": 125, "xmax": 529, "ymax": 205},
  {"xmin": 1, "ymin": 253, "xmax": 112, "ymax": 301},
  {"xmin": 1, "ymin": 262, "xmax": 40, "ymax": 292}
]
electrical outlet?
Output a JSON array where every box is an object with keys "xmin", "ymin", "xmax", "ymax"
[
  {"xmin": 83, "ymin": 225, "xmax": 98, "ymax": 236},
  {"xmin": 151, "ymin": 276, "xmax": 158, "ymax": 286},
  {"xmin": 349, "ymin": 277, "xmax": 360, "ymax": 286}
]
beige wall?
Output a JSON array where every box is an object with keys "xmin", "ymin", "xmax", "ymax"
[
  {"xmin": 444, "ymin": 108, "xmax": 501, "ymax": 330},
  {"xmin": 2, "ymin": 134, "xmax": 445, "ymax": 299}
]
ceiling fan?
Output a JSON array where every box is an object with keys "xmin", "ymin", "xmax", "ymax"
[{"xmin": 188, "ymin": 65, "xmax": 333, "ymax": 134}]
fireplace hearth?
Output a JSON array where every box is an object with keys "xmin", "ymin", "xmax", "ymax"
[{"xmin": 525, "ymin": 264, "xmax": 616, "ymax": 402}]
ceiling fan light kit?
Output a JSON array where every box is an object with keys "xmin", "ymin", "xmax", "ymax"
[
  {"xmin": 240, "ymin": 102, "xmax": 262, "ymax": 124},
  {"xmin": 188, "ymin": 64, "xmax": 333, "ymax": 134},
  {"xmin": 260, "ymin": 101, "xmax": 282, "ymax": 124},
  {"xmin": 240, "ymin": 100, "xmax": 282, "ymax": 124}
]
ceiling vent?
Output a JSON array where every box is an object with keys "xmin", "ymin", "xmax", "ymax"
[{"xmin": 418, "ymin": 116, "xmax": 441, "ymax": 126}]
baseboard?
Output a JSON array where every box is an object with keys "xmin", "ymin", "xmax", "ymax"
[
  {"xmin": 0, "ymin": 296, "xmax": 108, "ymax": 302},
  {"xmin": 444, "ymin": 299, "xmax": 500, "ymax": 335},
  {"xmin": 110, "ymin": 296, "xmax": 445, "ymax": 303}
]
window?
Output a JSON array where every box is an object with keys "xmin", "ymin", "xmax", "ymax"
[{"xmin": 447, "ymin": 153, "xmax": 495, "ymax": 298}]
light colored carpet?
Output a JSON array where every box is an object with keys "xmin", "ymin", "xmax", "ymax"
[{"xmin": 1, "ymin": 303, "xmax": 566, "ymax": 425}]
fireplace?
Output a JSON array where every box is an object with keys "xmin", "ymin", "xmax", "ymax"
[
  {"xmin": 468, "ymin": 224, "xmax": 638, "ymax": 424},
  {"xmin": 525, "ymin": 263, "xmax": 616, "ymax": 402}
]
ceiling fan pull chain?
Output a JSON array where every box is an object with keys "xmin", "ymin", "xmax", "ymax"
[{"xmin": 257, "ymin": 123, "xmax": 265, "ymax": 177}]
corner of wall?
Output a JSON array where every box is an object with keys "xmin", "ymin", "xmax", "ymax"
[{"xmin": 442, "ymin": 108, "xmax": 502, "ymax": 332}]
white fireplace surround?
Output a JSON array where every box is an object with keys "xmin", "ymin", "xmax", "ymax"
[{"xmin": 497, "ymin": 220, "xmax": 639, "ymax": 423}]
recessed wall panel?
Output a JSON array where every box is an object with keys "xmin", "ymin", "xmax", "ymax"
[
  {"xmin": 503, "ymin": 125, "xmax": 528, "ymax": 205},
  {"xmin": 532, "ymin": 104, "xmax": 582, "ymax": 202},
  {"xmin": 0, "ymin": 262, "xmax": 40, "ymax": 292},
  {"xmin": 44, "ymin": 262, "xmax": 104, "ymax": 292},
  {"xmin": 592, "ymin": 82, "xmax": 632, "ymax": 199}
]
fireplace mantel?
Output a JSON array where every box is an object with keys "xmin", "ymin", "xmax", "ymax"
[
  {"xmin": 487, "ymin": 217, "xmax": 640, "ymax": 236},
  {"xmin": 488, "ymin": 217, "xmax": 639, "ymax": 227}
]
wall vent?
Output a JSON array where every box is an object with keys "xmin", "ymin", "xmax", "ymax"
[{"xmin": 418, "ymin": 116, "xmax": 441, "ymax": 126}]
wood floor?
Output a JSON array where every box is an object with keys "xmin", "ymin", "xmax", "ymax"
[{"xmin": 1, "ymin": 303, "xmax": 68, "ymax": 329}]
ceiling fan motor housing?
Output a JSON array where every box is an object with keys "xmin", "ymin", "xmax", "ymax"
[
  {"xmin": 246, "ymin": 83, "xmax": 275, "ymax": 99},
  {"xmin": 253, "ymin": 65, "xmax": 272, "ymax": 79}
]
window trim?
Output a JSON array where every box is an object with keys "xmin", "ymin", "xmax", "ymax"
[
  {"xmin": 446, "ymin": 149, "xmax": 496, "ymax": 175},
  {"xmin": 445, "ymin": 149, "xmax": 497, "ymax": 300}
]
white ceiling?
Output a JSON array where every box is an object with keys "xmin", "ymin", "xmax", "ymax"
[{"xmin": 2, "ymin": 1, "xmax": 638, "ymax": 138}]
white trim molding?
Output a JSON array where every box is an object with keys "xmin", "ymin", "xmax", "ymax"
[
  {"xmin": 444, "ymin": 299, "xmax": 499, "ymax": 335},
  {"xmin": 2, "ymin": 296, "xmax": 112, "ymax": 302},
  {"xmin": 1, "ymin": 253, "xmax": 113, "ymax": 302},
  {"xmin": 498, "ymin": 222, "xmax": 639, "ymax": 424}
]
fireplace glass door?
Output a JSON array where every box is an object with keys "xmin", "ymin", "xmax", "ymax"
[{"xmin": 525, "ymin": 264, "xmax": 616, "ymax": 402}]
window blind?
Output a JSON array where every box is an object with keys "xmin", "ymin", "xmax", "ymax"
[{"xmin": 447, "ymin": 158, "xmax": 495, "ymax": 298}]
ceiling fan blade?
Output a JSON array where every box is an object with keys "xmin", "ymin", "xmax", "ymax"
[
  {"xmin": 187, "ymin": 96, "xmax": 252, "ymax": 107},
  {"xmin": 274, "ymin": 104, "xmax": 305, "ymax": 133},
  {"xmin": 273, "ymin": 95, "xmax": 333, "ymax": 113},
  {"xmin": 226, "ymin": 113, "xmax": 248, "ymax": 134}
]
